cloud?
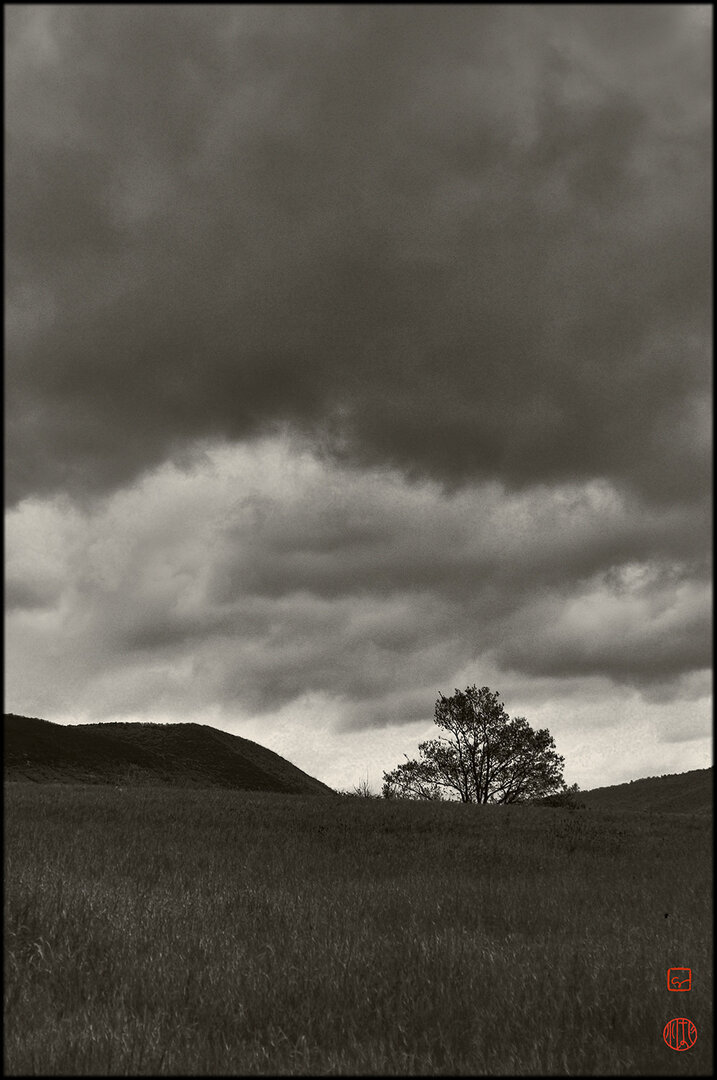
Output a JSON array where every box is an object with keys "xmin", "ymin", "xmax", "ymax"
[
  {"xmin": 493, "ymin": 568, "xmax": 711, "ymax": 686},
  {"xmin": 5, "ymin": 8, "xmax": 711, "ymax": 793},
  {"xmin": 5, "ymin": 440, "xmax": 710, "ymax": 733},
  {"xmin": 6, "ymin": 5, "xmax": 711, "ymax": 508}
]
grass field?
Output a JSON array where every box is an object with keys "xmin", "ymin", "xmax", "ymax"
[{"xmin": 4, "ymin": 783, "xmax": 712, "ymax": 1075}]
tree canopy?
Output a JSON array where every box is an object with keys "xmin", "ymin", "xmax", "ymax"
[{"xmin": 382, "ymin": 685, "xmax": 567, "ymax": 804}]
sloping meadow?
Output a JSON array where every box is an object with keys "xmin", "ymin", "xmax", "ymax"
[{"xmin": 4, "ymin": 784, "xmax": 712, "ymax": 1075}]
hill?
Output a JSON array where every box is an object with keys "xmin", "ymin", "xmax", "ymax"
[
  {"xmin": 3, "ymin": 714, "xmax": 335, "ymax": 796},
  {"xmin": 578, "ymin": 767, "xmax": 712, "ymax": 814}
]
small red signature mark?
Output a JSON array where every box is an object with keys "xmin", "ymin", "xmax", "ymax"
[
  {"xmin": 663, "ymin": 1017, "xmax": 697, "ymax": 1051},
  {"xmin": 667, "ymin": 967, "xmax": 692, "ymax": 991}
]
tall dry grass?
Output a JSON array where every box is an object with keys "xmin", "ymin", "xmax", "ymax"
[{"xmin": 4, "ymin": 783, "xmax": 712, "ymax": 1075}]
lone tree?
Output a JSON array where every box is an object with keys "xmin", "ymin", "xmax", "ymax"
[{"xmin": 382, "ymin": 685, "xmax": 567, "ymax": 804}]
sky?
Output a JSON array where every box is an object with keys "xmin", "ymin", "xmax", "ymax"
[{"xmin": 5, "ymin": 4, "xmax": 712, "ymax": 794}]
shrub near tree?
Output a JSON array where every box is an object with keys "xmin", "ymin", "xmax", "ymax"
[
  {"xmin": 383, "ymin": 685, "xmax": 568, "ymax": 804},
  {"xmin": 536, "ymin": 782, "xmax": 585, "ymax": 810}
]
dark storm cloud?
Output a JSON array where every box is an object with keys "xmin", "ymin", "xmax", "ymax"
[
  {"xmin": 492, "ymin": 575, "xmax": 711, "ymax": 686},
  {"xmin": 6, "ymin": 5, "xmax": 711, "ymax": 507},
  {"xmin": 205, "ymin": 479, "xmax": 709, "ymax": 605}
]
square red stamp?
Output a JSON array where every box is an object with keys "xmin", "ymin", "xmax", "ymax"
[{"xmin": 667, "ymin": 968, "xmax": 692, "ymax": 991}]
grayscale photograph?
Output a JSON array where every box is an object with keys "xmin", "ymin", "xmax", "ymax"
[{"xmin": 5, "ymin": 4, "xmax": 712, "ymax": 1075}]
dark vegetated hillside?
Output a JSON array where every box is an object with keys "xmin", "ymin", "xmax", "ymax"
[
  {"xmin": 579, "ymin": 767, "xmax": 712, "ymax": 815},
  {"xmin": 3, "ymin": 714, "xmax": 163, "ymax": 784},
  {"xmin": 3, "ymin": 714, "xmax": 334, "ymax": 796}
]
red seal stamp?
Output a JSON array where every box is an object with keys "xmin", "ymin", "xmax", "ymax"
[
  {"xmin": 663, "ymin": 1017, "xmax": 697, "ymax": 1051},
  {"xmin": 667, "ymin": 967, "xmax": 692, "ymax": 991}
]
